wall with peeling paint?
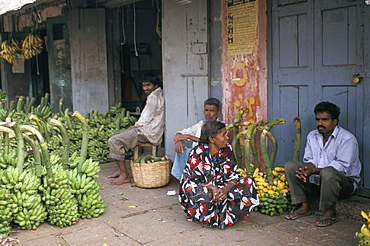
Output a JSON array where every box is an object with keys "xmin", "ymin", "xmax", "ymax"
[{"xmin": 221, "ymin": 0, "xmax": 267, "ymax": 124}]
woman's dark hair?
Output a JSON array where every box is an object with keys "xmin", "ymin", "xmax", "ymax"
[
  {"xmin": 199, "ymin": 120, "xmax": 226, "ymax": 144},
  {"xmin": 314, "ymin": 101, "xmax": 340, "ymax": 120}
]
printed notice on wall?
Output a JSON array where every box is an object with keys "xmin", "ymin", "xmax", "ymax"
[{"xmin": 227, "ymin": 0, "xmax": 258, "ymax": 55}]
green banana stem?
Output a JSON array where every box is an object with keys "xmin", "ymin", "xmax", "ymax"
[
  {"xmin": 29, "ymin": 114, "xmax": 50, "ymax": 142},
  {"xmin": 0, "ymin": 127, "xmax": 14, "ymax": 156},
  {"xmin": 232, "ymin": 129, "xmax": 248, "ymax": 168},
  {"xmin": 25, "ymin": 97, "xmax": 36, "ymax": 114},
  {"xmin": 16, "ymin": 96, "xmax": 25, "ymax": 112},
  {"xmin": 49, "ymin": 118, "xmax": 70, "ymax": 169},
  {"xmin": 225, "ymin": 121, "xmax": 251, "ymax": 131},
  {"xmin": 72, "ymin": 111, "xmax": 90, "ymax": 172},
  {"xmin": 64, "ymin": 109, "xmax": 73, "ymax": 129},
  {"xmin": 3, "ymin": 132, "xmax": 9, "ymax": 154},
  {"xmin": 263, "ymin": 118, "xmax": 286, "ymax": 131},
  {"xmin": 40, "ymin": 97, "xmax": 46, "ymax": 108},
  {"xmin": 22, "ymin": 134, "xmax": 42, "ymax": 176},
  {"xmin": 293, "ymin": 117, "xmax": 301, "ymax": 161},
  {"xmin": 234, "ymin": 107, "xmax": 249, "ymax": 123},
  {"xmin": 245, "ymin": 122, "xmax": 258, "ymax": 174},
  {"xmin": 44, "ymin": 93, "xmax": 50, "ymax": 104},
  {"xmin": 20, "ymin": 124, "xmax": 52, "ymax": 178},
  {"xmin": 115, "ymin": 117, "xmax": 121, "ymax": 130},
  {"xmin": 250, "ymin": 120, "xmax": 268, "ymax": 169},
  {"xmin": 9, "ymin": 122, "xmax": 25, "ymax": 173},
  {"xmin": 260, "ymin": 119, "xmax": 284, "ymax": 184},
  {"xmin": 9, "ymin": 101, "xmax": 15, "ymax": 111},
  {"xmin": 260, "ymin": 128, "xmax": 271, "ymax": 184}
]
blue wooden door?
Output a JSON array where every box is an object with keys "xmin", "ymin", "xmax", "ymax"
[{"xmin": 269, "ymin": 0, "xmax": 370, "ymax": 189}]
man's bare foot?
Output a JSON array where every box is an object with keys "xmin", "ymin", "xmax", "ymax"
[
  {"xmin": 108, "ymin": 176, "xmax": 131, "ymax": 185},
  {"xmin": 315, "ymin": 210, "xmax": 338, "ymax": 227},
  {"xmin": 107, "ymin": 171, "xmax": 120, "ymax": 178}
]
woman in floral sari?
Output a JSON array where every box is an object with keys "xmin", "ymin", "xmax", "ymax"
[{"xmin": 179, "ymin": 120, "xmax": 259, "ymax": 229}]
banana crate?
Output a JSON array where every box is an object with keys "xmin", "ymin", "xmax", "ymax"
[{"xmin": 130, "ymin": 155, "xmax": 172, "ymax": 188}]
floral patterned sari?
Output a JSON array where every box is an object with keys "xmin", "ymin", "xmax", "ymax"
[{"xmin": 179, "ymin": 143, "xmax": 259, "ymax": 228}]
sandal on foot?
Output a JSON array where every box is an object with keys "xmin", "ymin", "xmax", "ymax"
[
  {"xmin": 315, "ymin": 216, "xmax": 339, "ymax": 227},
  {"xmin": 285, "ymin": 210, "xmax": 312, "ymax": 220}
]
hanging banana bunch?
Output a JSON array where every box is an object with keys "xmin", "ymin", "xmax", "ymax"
[
  {"xmin": 21, "ymin": 34, "xmax": 43, "ymax": 60},
  {"xmin": 0, "ymin": 38, "xmax": 21, "ymax": 63}
]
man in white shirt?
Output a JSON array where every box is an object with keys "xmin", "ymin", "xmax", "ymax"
[
  {"xmin": 284, "ymin": 101, "xmax": 361, "ymax": 227},
  {"xmin": 107, "ymin": 73, "xmax": 164, "ymax": 185},
  {"xmin": 171, "ymin": 98, "xmax": 221, "ymax": 180}
]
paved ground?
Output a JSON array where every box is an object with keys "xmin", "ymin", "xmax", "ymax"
[{"xmin": 8, "ymin": 161, "xmax": 363, "ymax": 246}]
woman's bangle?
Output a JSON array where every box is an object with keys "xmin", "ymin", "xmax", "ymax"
[
  {"xmin": 229, "ymin": 181, "xmax": 236, "ymax": 185},
  {"xmin": 205, "ymin": 183, "xmax": 211, "ymax": 187}
]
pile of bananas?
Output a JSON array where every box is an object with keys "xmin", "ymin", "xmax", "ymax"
[
  {"xmin": 356, "ymin": 211, "xmax": 370, "ymax": 245},
  {"xmin": 0, "ymin": 38, "xmax": 21, "ymax": 63},
  {"xmin": 1, "ymin": 167, "xmax": 47, "ymax": 230},
  {"xmin": 42, "ymin": 165, "xmax": 79, "ymax": 227},
  {"xmin": 239, "ymin": 167, "xmax": 295, "ymax": 216},
  {"xmin": 134, "ymin": 155, "xmax": 168, "ymax": 163},
  {"xmin": 69, "ymin": 158, "xmax": 105, "ymax": 218},
  {"xmin": 21, "ymin": 34, "xmax": 43, "ymax": 60},
  {"xmin": 0, "ymin": 187, "xmax": 16, "ymax": 235}
]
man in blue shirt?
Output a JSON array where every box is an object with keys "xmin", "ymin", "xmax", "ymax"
[{"xmin": 284, "ymin": 101, "xmax": 361, "ymax": 227}]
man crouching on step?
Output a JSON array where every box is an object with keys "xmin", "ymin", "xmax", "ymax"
[{"xmin": 284, "ymin": 101, "xmax": 361, "ymax": 227}]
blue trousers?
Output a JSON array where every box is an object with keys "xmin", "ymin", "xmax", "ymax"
[{"xmin": 171, "ymin": 147, "xmax": 192, "ymax": 180}]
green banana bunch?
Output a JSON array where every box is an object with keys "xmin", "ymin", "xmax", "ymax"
[
  {"xmin": 42, "ymin": 165, "xmax": 79, "ymax": 227},
  {"xmin": 135, "ymin": 155, "xmax": 168, "ymax": 164},
  {"xmin": 4, "ymin": 168, "xmax": 48, "ymax": 230},
  {"xmin": 0, "ymin": 152, "xmax": 18, "ymax": 169},
  {"xmin": 12, "ymin": 191, "xmax": 47, "ymax": 230},
  {"xmin": 0, "ymin": 188, "xmax": 16, "ymax": 235},
  {"xmin": 77, "ymin": 189, "xmax": 105, "ymax": 219}
]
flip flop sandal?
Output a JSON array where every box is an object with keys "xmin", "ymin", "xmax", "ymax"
[
  {"xmin": 285, "ymin": 210, "xmax": 312, "ymax": 220},
  {"xmin": 315, "ymin": 216, "xmax": 339, "ymax": 227}
]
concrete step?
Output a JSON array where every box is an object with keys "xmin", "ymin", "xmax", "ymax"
[
  {"xmin": 337, "ymin": 195, "xmax": 370, "ymax": 222},
  {"xmin": 309, "ymin": 194, "xmax": 369, "ymax": 222}
]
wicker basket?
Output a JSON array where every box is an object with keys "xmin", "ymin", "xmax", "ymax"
[{"xmin": 130, "ymin": 159, "xmax": 172, "ymax": 188}]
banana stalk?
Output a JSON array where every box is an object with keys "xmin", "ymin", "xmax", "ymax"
[
  {"xmin": 22, "ymin": 134, "xmax": 42, "ymax": 176},
  {"xmin": 29, "ymin": 114, "xmax": 50, "ymax": 142},
  {"xmin": 25, "ymin": 97, "xmax": 36, "ymax": 114},
  {"xmin": 49, "ymin": 118, "xmax": 70, "ymax": 169},
  {"xmin": 9, "ymin": 101, "xmax": 15, "ymax": 112},
  {"xmin": 260, "ymin": 119, "xmax": 285, "ymax": 184},
  {"xmin": 245, "ymin": 123, "xmax": 257, "ymax": 174},
  {"xmin": 64, "ymin": 109, "xmax": 73, "ymax": 129},
  {"xmin": 9, "ymin": 122, "xmax": 25, "ymax": 173},
  {"xmin": 232, "ymin": 129, "xmax": 248, "ymax": 168},
  {"xmin": 250, "ymin": 120, "xmax": 268, "ymax": 169},
  {"xmin": 16, "ymin": 96, "xmax": 25, "ymax": 112},
  {"xmin": 293, "ymin": 117, "xmax": 301, "ymax": 161},
  {"xmin": 20, "ymin": 124, "xmax": 52, "ymax": 178},
  {"xmin": 72, "ymin": 111, "xmax": 90, "ymax": 172}
]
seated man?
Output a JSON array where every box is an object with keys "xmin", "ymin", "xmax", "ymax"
[
  {"xmin": 107, "ymin": 72, "xmax": 164, "ymax": 185},
  {"xmin": 171, "ymin": 98, "xmax": 221, "ymax": 180},
  {"xmin": 284, "ymin": 101, "xmax": 361, "ymax": 227}
]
